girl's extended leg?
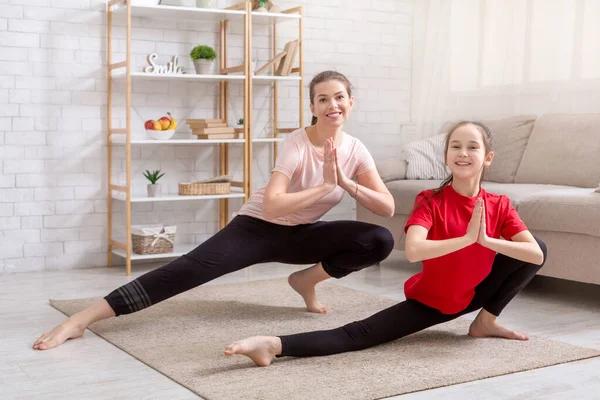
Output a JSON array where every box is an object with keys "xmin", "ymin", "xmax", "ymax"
[
  {"xmin": 33, "ymin": 216, "xmax": 286, "ymax": 350},
  {"xmin": 225, "ymin": 298, "xmax": 456, "ymax": 365}
]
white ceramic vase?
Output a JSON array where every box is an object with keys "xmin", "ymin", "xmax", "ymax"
[{"xmin": 147, "ymin": 183, "xmax": 161, "ymax": 197}]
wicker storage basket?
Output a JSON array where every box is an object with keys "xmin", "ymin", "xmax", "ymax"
[
  {"xmin": 178, "ymin": 181, "xmax": 231, "ymax": 195},
  {"xmin": 131, "ymin": 225, "xmax": 176, "ymax": 255}
]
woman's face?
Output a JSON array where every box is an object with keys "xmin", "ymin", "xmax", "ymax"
[{"xmin": 310, "ymin": 80, "xmax": 354, "ymax": 127}]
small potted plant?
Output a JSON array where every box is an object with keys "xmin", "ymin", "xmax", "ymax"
[
  {"xmin": 144, "ymin": 169, "xmax": 165, "ymax": 197},
  {"xmin": 190, "ymin": 45, "xmax": 217, "ymax": 75}
]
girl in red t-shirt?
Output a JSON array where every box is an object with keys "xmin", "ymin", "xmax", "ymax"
[{"xmin": 225, "ymin": 121, "xmax": 547, "ymax": 366}]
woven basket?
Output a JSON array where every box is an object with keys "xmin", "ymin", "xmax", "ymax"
[
  {"xmin": 131, "ymin": 225, "xmax": 176, "ymax": 255},
  {"xmin": 178, "ymin": 182, "xmax": 231, "ymax": 195}
]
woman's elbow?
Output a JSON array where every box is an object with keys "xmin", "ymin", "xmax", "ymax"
[{"xmin": 262, "ymin": 200, "xmax": 276, "ymax": 221}]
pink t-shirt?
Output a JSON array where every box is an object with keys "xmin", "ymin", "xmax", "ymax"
[{"xmin": 235, "ymin": 127, "xmax": 376, "ymax": 225}]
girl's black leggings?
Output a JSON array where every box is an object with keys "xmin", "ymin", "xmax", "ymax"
[
  {"xmin": 279, "ymin": 237, "xmax": 547, "ymax": 357},
  {"xmin": 105, "ymin": 215, "xmax": 395, "ymax": 316}
]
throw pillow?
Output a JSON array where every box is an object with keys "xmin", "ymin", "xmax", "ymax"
[{"xmin": 405, "ymin": 133, "xmax": 450, "ymax": 180}]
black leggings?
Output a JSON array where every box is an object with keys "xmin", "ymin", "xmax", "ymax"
[
  {"xmin": 279, "ymin": 237, "xmax": 547, "ymax": 357},
  {"xmin": 105, "ymin": 215, "xmax": 394, "ymax": 316}
]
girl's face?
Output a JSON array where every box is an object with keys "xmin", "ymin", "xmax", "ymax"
[
  {"xmin": 310, "ymin": 80, "xmax": 354, "ymax": 127},
  {"xmin": 446, "ymin": 124, "xmax": 494, "ymax": 180}
]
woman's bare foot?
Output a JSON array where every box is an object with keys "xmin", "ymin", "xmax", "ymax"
[
  {"xmin": 33, "ymin": 299, "xmax": 116, "ymax": 351},
  {"xmin": 288, "ymin": 265, "xmax": 332, "ymax": 314},
  {"xmin": 33, "ymin": 318, "xmax": 86, "ymax": 350},
  {"xmin": 224, "ymin": 336, "xmax": 282, "ymax": 367},
  {"xmin": 468, "ymin": 309, "xmax": 529, "ymax": 341}
]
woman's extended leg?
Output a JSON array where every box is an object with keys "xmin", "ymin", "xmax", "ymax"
[
  {"xmin": 33, "ymin": 216, "xmax": 287, "ymax": 350},
  {"xmin": 281, "ymin": 220, "xmax": 394, "ymax": 313}
]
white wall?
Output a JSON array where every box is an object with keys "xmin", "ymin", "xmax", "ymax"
[{"xmin": 0, "ymin": 0, "xmax": 412, "ymax": 273}]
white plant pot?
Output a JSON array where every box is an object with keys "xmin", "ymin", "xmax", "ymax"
[
  {"xmin": 196, "ymin": 0, "xmax": 216, "ymax": 7},
  {"xmin": 193, "ymin": 59, "xmax": 215, "ymax": 75},
  {"xmin": 256, "ymin": 7, "xmax": 268, "ymax": 12},
  {"xmin": 269, "ymin": 5, "xmax": 281, "ymax": 13},
  {"xmin": 147, "ymin": 184, "xmax": 161, "ymax": 197}
]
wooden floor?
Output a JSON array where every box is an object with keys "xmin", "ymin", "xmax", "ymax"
[{"xmin": 2, "ymin": 250, "xmax": 600, "ymax": 400}]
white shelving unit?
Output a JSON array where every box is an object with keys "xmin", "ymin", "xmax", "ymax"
[{"xmin": 106, "ymin": 1, "xmax": 303, "ymax": 275}]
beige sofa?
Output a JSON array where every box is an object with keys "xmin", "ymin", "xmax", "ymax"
[{"xmin": 358, "ymin": 114, "xmax": 600, "ymax": 285}]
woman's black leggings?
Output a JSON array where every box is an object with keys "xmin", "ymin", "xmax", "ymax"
[
  {"xmin": 105, "ymin": 215, "xmax": 395, "ymax": 316},
  {"xmin": 279, "ymin": 237, "xmax": 547, "ymax": 357}
]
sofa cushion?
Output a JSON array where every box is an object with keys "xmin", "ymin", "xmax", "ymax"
[
  {"xmin": 387, "ymin": 180, "xmax": 442, "ymax": 215},
  {"xmin": 515, "ymin": 113, "xmax": 600, "ymax": 188},
  {"xmin": 480, "ymin": 182, "xmax": 575, "ymax": 207},
  {"xmin": 376, "ymin": 158, "xmax": 407, "ymax": 183},
  {"xmin": 404, "ymin": 134, "xmax": 449, "ymax": 180},
  {"xmin": 440, "ymin": 115, "xmax": 537, "ymax": 183},
  {"xmin": 517, "ymin": 188, "xmax": 600, "ymax": 238}
]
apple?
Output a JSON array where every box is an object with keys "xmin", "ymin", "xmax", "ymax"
[
  {"xmin": 144, "ymin": 120, "xmax": 155, "ymax": 130},
  {"xmin": 158, "ymin": 116, "xmax": 171, "ymax": 130},
  {"xmin": 152, "ymin": 121, "xmax": 163, "ymax": 131}
]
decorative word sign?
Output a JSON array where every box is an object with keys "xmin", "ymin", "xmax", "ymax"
[{"xmin": 144, "ymin": 53, "xmax": 185, "ymax": 74}]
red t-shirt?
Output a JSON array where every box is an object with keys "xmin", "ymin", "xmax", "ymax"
[{"xmin": 403, "ymin": 185, "xmax": 527, "ymax": 314}]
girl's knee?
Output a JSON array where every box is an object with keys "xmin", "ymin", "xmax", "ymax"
[{"xmin": 534, "ymin": 236, "xmax": 548, "ymax": 265}]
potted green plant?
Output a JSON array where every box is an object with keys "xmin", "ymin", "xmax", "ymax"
[
  {"xmin": 144, "ymin": 169, "xmax": 165, "ymax": 197},
  {"xmin": 190, "ymin": 45, "xmax": 217, "ymax": 75},
  {"xmin": 237, "ymin": 118, "xmax": 244, "ymax": 126}
]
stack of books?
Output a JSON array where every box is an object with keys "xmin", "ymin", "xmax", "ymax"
[{"xmin": 185, "ymin": 119, "xmax": 241, "ymax": 139}]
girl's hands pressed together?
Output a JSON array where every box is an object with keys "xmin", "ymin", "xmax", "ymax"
[
  {"xmin": 465, "ymin": 198, "xmax": 483, "ymax": 244},
  {"xmin": 477, "ymin": 200, "xmax": 489, "ymax": 246},
  {"xmin": 323, "ymin": 137, "xmax": 338, "ymax": 189}
]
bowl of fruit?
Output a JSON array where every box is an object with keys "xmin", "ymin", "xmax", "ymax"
[{"xmin": 145, "ymin": 112, "xmax": 177, "ymax": 140}]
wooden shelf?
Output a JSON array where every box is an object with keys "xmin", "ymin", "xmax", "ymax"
[
  {"xmin": 113, "ymin": 71, "xmax": 245, "ymax": 81},
  {"xmin": 112, "ymin": 4, "xmax": 300, "ymax": 25},
  {"xmin": 112, "ymin": 71, "xmax": 300, "ymax": 82},
  {"xmin": 112, "ymin": 191, "xmax": 246, "ymax": 203},
  {"xmin": 112, "ymin": 243, "xmax": 198, "ymax": 261},
  {"xmin": 252, "ymin": 11, "xmax": 301, "ymax": 26},
  {"xmin": 114, "ymin": 4, "xmax": 245, "ymax": 22},
  {"xmin": 252, "ymin": 137, "xmax": 285, "ymax": 143},
  {"xmin": 253, "ymin": 75, "xmax": 301, "ymax": 81},
  {"xmin": 111, "ymin": 136, "xmax": 245, "ymax": 145}
]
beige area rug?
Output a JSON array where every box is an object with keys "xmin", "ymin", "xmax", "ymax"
[{"xmin": 51, "ymin": 279, "xmax": 599, "ymax": 400}]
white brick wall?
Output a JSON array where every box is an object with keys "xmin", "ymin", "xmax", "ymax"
[{"xmin": 0, "ymin": 0, "xmax": 412, "ymax": 273}]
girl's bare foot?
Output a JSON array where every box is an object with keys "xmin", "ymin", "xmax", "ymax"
[
  {"xmin": 288, "ymin": 267, "xmax": 332, "ymax": 314},
  {"xmin": 468, "ymin": 309, "xmax": 529, "ymax": 341},
  {"xmin": 33, "ymin": 318, "xmax": 86, "ymax": 350},
  {"xmin": 224, "ymin": 336, "xmax": 282, "ymax": 367}
]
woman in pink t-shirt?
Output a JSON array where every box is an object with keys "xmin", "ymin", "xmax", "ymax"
[
  {"xmin": 34, "ymin": 71, "xmax": 396, "ymax": 351},
  {"xmin": 224, "ymin": 121, "xmax": 547, "ymax": 366}
]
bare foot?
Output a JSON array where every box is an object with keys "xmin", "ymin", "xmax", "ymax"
[
  {"xmin": 224, "ymin": 336, "xmax": 282, "ymax": 367},
  {"xmin": 33, "ymin": 318, "xmax": 86, "ymax": 350},
  {"xmin": 288, "ymin": 270, "xmax": 332, "ymax": 314},
  {"xmin": 468, "ymin": 311, "xmax": 528, "ymax": 341}
]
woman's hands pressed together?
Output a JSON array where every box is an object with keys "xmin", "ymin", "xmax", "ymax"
[{"xmin": 323, "ymin": 137, "xmax": 338, "ymax": 190}]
